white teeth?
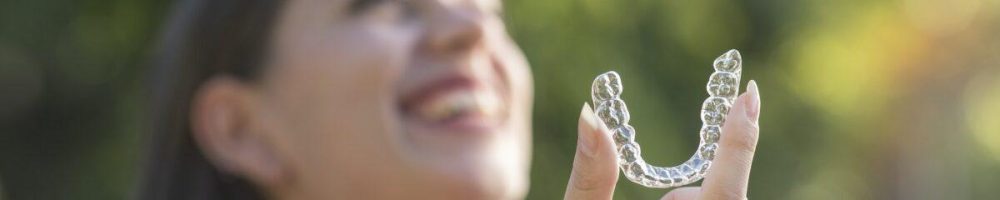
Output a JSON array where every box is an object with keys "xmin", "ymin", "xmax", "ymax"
[
  {"xmin": 476, "ymin": 89, "xmax": 500, "ymax": 118},
  {"xmin": 414, "ymin": 90, "xmax": 500, "ymax": 123}
]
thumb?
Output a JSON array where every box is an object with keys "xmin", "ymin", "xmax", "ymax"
[{"xmin": 565, "ymin": 102, "xmax": 620, "ymax": 200}]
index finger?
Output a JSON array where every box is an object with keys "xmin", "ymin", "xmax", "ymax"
[
  {"xmin": 564, "ymin": 103, "xmax": 620, "ymax": 200},
  {"xmin": 700, "ymin": 81, "xmax": 760, "ymax": 200}
]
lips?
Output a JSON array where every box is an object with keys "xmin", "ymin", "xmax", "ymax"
[{"xmin": 399, "ymin": 76, "xmax": 505, "ymax": 131}]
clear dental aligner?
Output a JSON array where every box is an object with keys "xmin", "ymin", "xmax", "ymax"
[{"xmin": 590, "ymin": 49, "xmax": 742, "ymax": 188}]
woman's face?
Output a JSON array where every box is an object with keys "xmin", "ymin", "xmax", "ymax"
[{"xmin": 252, "ymin": 0, "xmax": 532, "ymax": 199}]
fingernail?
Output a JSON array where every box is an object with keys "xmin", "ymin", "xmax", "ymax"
[
  {"xmin": 745, "ymin": 80, "xmax": 760, "ymax": 123},
  {"xmin": 580, "ymin": 102, "xmax": 601, "ymax": 157}
]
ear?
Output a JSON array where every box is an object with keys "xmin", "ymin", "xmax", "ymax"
[{"xmin": 190, "ymin": 76, "xmax": 290, "ymax": 188}]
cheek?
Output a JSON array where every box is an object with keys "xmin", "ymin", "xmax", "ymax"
[
  {"xmin": 274, "ymin": 29, "xmax": 405, "ymax": 133},
  {"xmin": 263, "ymin": 26, "xmax": 416, "ymax": 184}
]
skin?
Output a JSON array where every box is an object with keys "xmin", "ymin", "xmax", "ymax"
[{"xmin": 189, "ymin": 0, "xmax": 762, "ymax": 199}]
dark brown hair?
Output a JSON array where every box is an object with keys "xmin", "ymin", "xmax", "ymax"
[{"xmin": 139, "ymin": 0, "xmax": 285, "ymax": 199}]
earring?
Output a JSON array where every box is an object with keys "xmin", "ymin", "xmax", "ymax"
[{"xmin": 590, "ymin": 49, "xmax": 742, "ymax": 188}]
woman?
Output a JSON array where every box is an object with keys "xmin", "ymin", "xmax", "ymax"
[{"xmin": 140, "ymin": 0, "xmax": 762, "ymax": 199}]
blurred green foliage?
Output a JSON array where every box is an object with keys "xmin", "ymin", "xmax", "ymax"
[
  {"xmin": 0, "ymin": 0, "xmax": 169, "ymax": 199},
  {"xmin": 1, "ymin": 0, "xmax": 1000, "ymax": 199}
]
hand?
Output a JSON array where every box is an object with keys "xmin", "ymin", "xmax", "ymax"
[{"xmin": 564, "ymin": 81, "xmax": 761, "ymax": 200}]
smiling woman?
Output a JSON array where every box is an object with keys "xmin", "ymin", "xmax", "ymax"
[{"xmin": 142, "ymin": 0, "xmax": 533, "ymax": 199}]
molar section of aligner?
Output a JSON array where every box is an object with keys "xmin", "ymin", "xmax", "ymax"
[
  {"xmin": 613, "ymin": 125, "xmax": 636, "ymax": 148},
  {"xmin": 618, "ymin": 142, "xmax": 641, "ymax": 165},
  {"xmin": 707, "ymin": 71, "xmax": 740, "ymax": 100},
  {"xmin": 701, "ymin": 97, "xmax": 731, "ymax": 126},
  {"xmin": 712, "ymin": 50, "xmax": 742, "ymax": 103},
  {"xmin": 596, "ymin": 99, "xmax": 626, "ymax": 129},
  {"xmin": 605, "ymin": 72, "xmax": 622, "ymax": 97},
  {"xmin": 609, "ymin": 99, "xmax": 630, "ymax": 126},
  {"xmin": 592, "ymin": 71, "xmax": 622, "ymax": 102},
  {"xmin": 698, "ymin": 142, "xmax": 719, "ymax": 161},
  {"xmin": 713, "ymin": 49, "xmax": 742, "ymax": 73},
  {"xmin": 700, "ymin": 125, "xmax": 722, "ymax": 144}
]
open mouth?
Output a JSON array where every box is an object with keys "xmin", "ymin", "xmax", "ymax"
[{"xmin": 399, "ymin": 76, "xmax": 506, "ymax": 133}]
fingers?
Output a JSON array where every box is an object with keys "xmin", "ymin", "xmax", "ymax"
[
  {"xmin": 564, "ymin": 102, "xmax": 620, "ymax": 200},
  {"xmin": 700, "ymin": 80, "xmax": 760, "ymax": 200},
  {"xmin": 661, "ymin": 187, "xmax": 701, "ymax": 200}
]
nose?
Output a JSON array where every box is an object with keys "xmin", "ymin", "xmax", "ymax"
[{"xmin": 419, "ymin": 4, "xmax": 487, "ymax": 56}]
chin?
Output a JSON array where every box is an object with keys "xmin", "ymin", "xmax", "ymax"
[
  {"xmin": 434, "ymin": 166, "xmax": 527, "ymax": 200},
  {"xmin": 415, "ymin": 143, "xmax": 529, "ymax": 200}
]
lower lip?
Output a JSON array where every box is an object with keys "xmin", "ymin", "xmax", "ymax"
[
  {"xmin": 413, "ymin": 113, "xmax": 501, "ymax": 135},
  {"xmin": 449, "ymin": 114, "xmax": 503, "ymax": 133}
]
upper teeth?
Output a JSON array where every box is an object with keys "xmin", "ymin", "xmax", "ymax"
[{"xmin": 416, "ymin": 90, "xmax": 499, "ymax": 122}]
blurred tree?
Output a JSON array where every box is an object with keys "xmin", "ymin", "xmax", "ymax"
[{"xmin": 0, "ymin": 0, "xmax": 170, "ymax": 199}]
